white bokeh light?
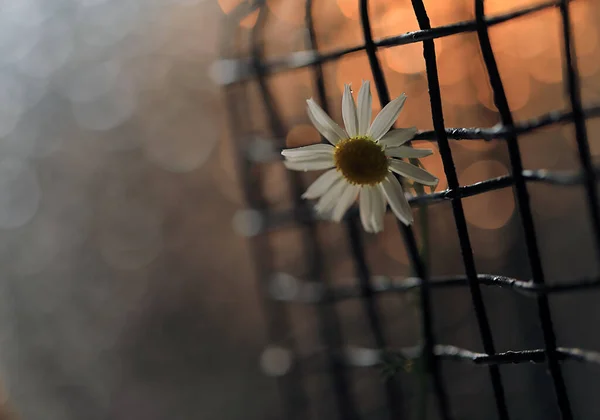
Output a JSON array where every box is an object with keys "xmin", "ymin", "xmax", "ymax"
[
  {"xmin": 232, "ymin": 209, "xmax": 264, "ymax": 237},
  {"xmin": 76, "ymin": 0, "xmax": 139, "ymax": 48},
  {"xmin": 53, "ymin": 59, "xmax": 121, "ymax": 103},
  {"xmin": 0, "ymin": 17, "xmax": 40, "ymax": 65},
  {"xmin": 0, "ymin": 158, "xmax": 41, "ymax": 229},
  {"xmin": 72, "ymin": 75, "xmax": 136, "ymax": 131},
  {"xmin": 0, "ymin": 72, "xmax": 26, "ymax": 137},
  {"xmin": 268, "ymin": 272, "xmax": 299, "ymax": 301},
  {"xmin": 17, "ymin": 18, "xmax": 73, "ymax": 79},
  {"xmin": 259, "ymin": 346, "xmax": 293, "ymax": 377},
  {"xmin": 1, "ymin": 0, "xmax": 52, "ymax": 28}
]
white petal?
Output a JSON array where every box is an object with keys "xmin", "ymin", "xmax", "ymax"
[
  {"xmin": 359, "ymin": 187, "xmax": 373, "ymax": 232},
  {"xmin": 302, "ymin": 169, "xmax": 342, "ymax": 199},
  {"xmin": 389, "ymin": 159, "xmax": 439, "ymax": 186},
  {"xmin": 379, "ymin": 173, "xmax": 413, "ymax": 225},
  {"xmin": 370, "ymin": 187, "xmax": 386, "ymax": 233},
  {"xmin": 281, "ymin": 143, "xmax": 334, "ymax": 159},
  {"xmin": 307, "ymin": 99, "xmax": 348, "ymax": 145},
  {"xmin": 284, "ymin": 155, "xmax": 335, "ymax": 171},
  {"xmin": 315, "ymin": 178, "xmax": 348, "ymax": 214},
  {"xmin": 357, "ymin": 81, "xmax": 372, "ymax": 136},
  {"xmin": 367, "ymin": 93, "xmax": 407, "ymax": 141},
  {"xmin": 332, "ymin": 183, "xmax": 359, "ymax": 222},
  {"xmin": 378, "ymin": 127, "xmax": 418, "ymax": 148},
  {"xmin": 342, "ymin": 84, "xmax": 358, "ymax": 137},
  {"xmin": 385, "ymin": 146, "xmax": 433, "ymax": 159}
]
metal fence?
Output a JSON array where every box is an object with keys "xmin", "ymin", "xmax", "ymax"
[{"xmin": 219, "ymin": 1, "xmax": 600, "ymax": 419}]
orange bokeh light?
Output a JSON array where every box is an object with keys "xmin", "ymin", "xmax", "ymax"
[
  {"xmin": 335, "ymin": 53, "xmax": 382, "ymax": 114},
  {"xmin": 267, "ymin": 0, "xmax": 304, "ymax": 25},
  {"xmin": 286, "ymin": 124, "xmax": 321, "ymax": 148},
  {"xmin": 437, "ymin": 41, "xmax": 476, "ymax": 87},
  {"xmin": 412, "ymin": 141, "xmax": 447, "ymax": 192},
  {"xmin": 484, "ymin": 0, "xmax": 539, "ymax": 15},
  {"xmin": 475, "ymin": 52, "xmax": 531, "ymax": 112},
  {"xmin": 460, "ymin": 160, "xmax": 515, "ymax": 230},
  {"xmin": 337, "ymin": 0, "xmax": 360, "ymax": 20},
  {"xmin": 378, "ymin": 7, "xmax": 434, "ymax": 75}
]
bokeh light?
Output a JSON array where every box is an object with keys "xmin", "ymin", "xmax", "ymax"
[
  {"xmin": 260, "ymin": 346, "xmax": 293, "ymax": 377},
  {"xmin": 380, "ymin": 8, "xmax": 429, "ymax": 75},
  {"xmin": 411, "ymin": 141, "xmax": 447, "ymax": 192},
  {"xmin": 267, "ymin": 0, "xmax": 304, "ymax": 25},
  {"xmin": 475, "ymin": 52, "xmax": 531, "ymax": 112},
  {"xmin": 0, "ymin": 158, "xmax": 40, "ymax": 229},
  {"xmin": 286, "ymin": 124, "xmax": 321, "ymax": 148},
  {"xmin": 460, "ymin": 160, "xmax": 515, "ymax": 230}
]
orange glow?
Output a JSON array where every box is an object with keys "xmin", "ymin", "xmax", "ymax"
[
  {"xmin": 475, "ymin": 52, "xmax": 531, "ymax": 111},
  {"xmin": 263, "ymin": 163, "xmax": 291, "ymax": 206},
  {"xmin": 267, "ymin": 0, "xmax": 304, "ymax": 25},
  {"xmin": 337, "ymin": 0, "xmax": 359, "ymax": 20},
  {"xmin": 335, "ymin": 54, "xmax": 382, "ymax": 114},
  {"xmin": 437, "ymin": 39, "xmax": 483, "ymax": 106},
  {"xmin": 422, "ymin": 0, "xmax": 465, "ymax": 26},
  {"xmin": 484, "ymin": 0, "xmax": 539, "ymax": 15},
  {"xmin": 286, "ymin": 124, "xmax": 321, "ymax": 148},
  {"xmin": 517, "ymin": 12, "xmax": 561, "ymax": 60},
  {"xmin": 460, "ymin": 160, "xmax": 515, "ymax": 230},
  {"xmin": 218, "ymin": 0, "xmax": 258, "ymax": 28},
  {"xmin": 494, "ymin": 4, "xmax": 596, "ymax": 62},
  {"xmin": 337, "ymin": 0, "xmax": 390, "ymax": 22},
  {"xmin": 527, "ymin": 55, "xmax": 562, "ymax": 84},
  {"xmin": 441, "ymin": 81, "xmax": 481, "ymax": 107},
  {"xmin": 412, "ymin": 141, "xmax": 447, "ymax": 192},
  {"xmin": 390, "ymin": 75, "xmax": 432, "ymax": 128},
  {"xmin": 240, "ymin": 11, "xmax": 259, "ymax": 28},
  {"xmin": 458, "ymin": 138, "xmax": 499, "ymax": 153},
  {"xmin": 437, "ymin": 42, "xmax": 475, "ymax": 87},
  {"xmin": 269, "ymin": 70, "xmax": 313, "ymax": 119},
  {"xmin": 571, "ymin": 2, "xmax": 598, "ymax": 57},
  {"xmin": 379, "ymin": 8, "xmax": 432, "ymax": 75},
  {"xmin": 579, "ymin": 54, "xmax": 600, "ymax": 78}
]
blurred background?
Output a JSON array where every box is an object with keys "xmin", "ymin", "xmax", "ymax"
[{"xmin": 0, "ymin": 0, "xmax": 599, "ymax": 419}]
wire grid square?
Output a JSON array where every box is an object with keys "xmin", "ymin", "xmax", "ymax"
[{"xmin": 220, "ymin": 1, "xmax": 600, "ymax": 419}]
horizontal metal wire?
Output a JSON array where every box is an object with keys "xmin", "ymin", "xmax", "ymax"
[
  {"xmin": 215, "ymin": 0, "xmax": 561, "ymax": 85},
  {"xmin": 270, "ymin": 273, "xmax": 600, "ymax": 304},
  {"xmin": 245, "ymin": 104, "xmax": 600, "ymax": 163},
  {"xmin": 333, "ymin": 345, "xmax": 600, "ymax": 368},
  {"xmin": 415, "ymin": 103, "xmax": 600, "ymax": 141},
  {"xmin": 246, "ymin": 165, "xmax": 600, "ymax": 235}
]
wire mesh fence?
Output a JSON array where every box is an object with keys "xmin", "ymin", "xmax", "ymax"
[{"xmin": 219, "ymin": 1, "xmax": 600, "ymax": 419}]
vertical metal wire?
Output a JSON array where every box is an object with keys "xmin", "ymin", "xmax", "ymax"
[
  {"xmin": 249, "ymin": 4, "xmax": 360, "ymax": 420},
  {"xmin": 358, "ymin": 1, "xmax": 452, "ymax": 419},
  {"xmin": 473, "ymin": 1, "xmax": 573, "ymax": 419},
  {"xmin": 221, "ymin": 12, "xmax": 308, "ymax": 420},
  {"xmin": 557, "ymin": 0, "xmax": 600, "ymax": 261},
  {"xmin": 408, "ymin": 2, "xmax": 511, "ymax": 419},
  {"xmin": 304, "ymin": 1, "xmax": 404, "ymax": 418}
]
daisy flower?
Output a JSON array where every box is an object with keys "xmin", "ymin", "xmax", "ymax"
[{"xmin": 281, "ymin": 81, "xmax": 438, "ymax": 233}]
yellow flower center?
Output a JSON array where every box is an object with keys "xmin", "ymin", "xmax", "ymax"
[{"xmin": 334, "ymin": 136, "xmax": 389, "ymax": 185}]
